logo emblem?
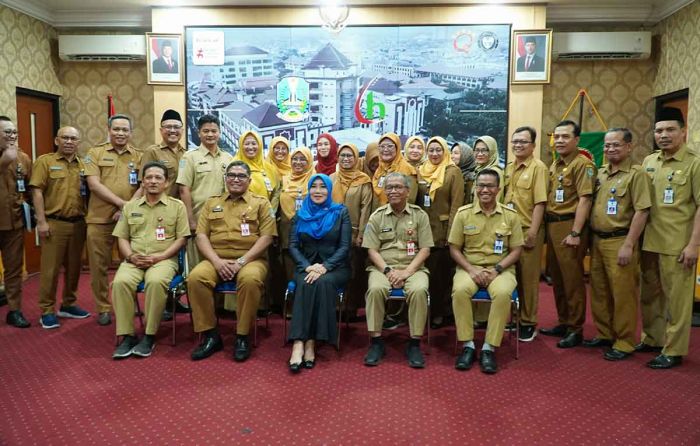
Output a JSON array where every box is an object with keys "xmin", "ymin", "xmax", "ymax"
[
  {"xmin": 354, "ymin": 76, "xmax": 386, "ymax": 125},
  {"xmin": 276, "ymin": 76, "xmax": 310, "ymax": 123},
  {"xmin": 478, "ymin": 32, "xmax": 499, "ymax": 52}
]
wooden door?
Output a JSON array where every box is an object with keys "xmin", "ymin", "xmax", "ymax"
[{"xmin": 15, "ymin": 90, "xmax": 59, "ymax": 274}]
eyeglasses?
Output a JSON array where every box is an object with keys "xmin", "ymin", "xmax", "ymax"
[
  {"xmin": 510, "ymin": 140, "xmax": 532, "ymax": 146},
  {"xmin": 338, "ymin": 153, "xmax": 354, "ymax": 158},
  {"xmin": 475, "ymin": 184, "xmax": 498, "ymax": 189},
  {"xmin": 603, "ymin": 142, "xmax": 625, "ymax": 149},
  {"xmin": 291, "ymin": 158, "xmax": 308, "ymax": 164},
  {"xmin": 474, "ymin": 148, "xmax": 490, "ymax": 154},
  {"xmin": 59, "ymin": 136, "xmax": 80, "ymax": 142},
  {"xmin": 384, "ymin": 185, "xmax": 407, "ymax": 191},
  {"xmin": 225, "ymin": 173, "xmax": 249, "ymax": 181},
  {"xmin": 378, "ymin": 144, "xmax": 396, "ymax": 151},
  {"xmin": 2, "ymin": 130, "xmax": 18, "ymax": 136},
  {"xmin": 161, "ymin": 125, "xmax": 183, "ymax": 131}
]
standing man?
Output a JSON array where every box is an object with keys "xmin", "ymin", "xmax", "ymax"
[
  {"xmin": 638, "ymin": 107, "xmax": 700, "ymax": 369},
  {"xmin": 0, "ymin": 116, "xmax": 32, "ymax": 328},
  {"xmin": 450, "ymin": 169, "xmax": 523, "ymax": 374},
  {"xmin": 586, "ymin": 128, "xmax": 651, "ymax": 360},
  {"xmin": 362, "ymin": 172, "xmax": 433, "ymax": 369},
  {"xmin": 84, "ymin": 114, "xmax": 141, "ymax": 326},
  {"xmin": 110, "ymin": 161, "xmax": 189, "ymax": 359},
  {"xmin": 504, "ymin": 126, "xmax": 547, "ymax": 342},
  {"xmin": 139, "ymin": 110, "xmax": 186, "ymax": 198},
  {"xmin": 540, "ymin": 120, "xmax": 595, "ymax": 348},
  {"xmin": 30, "ymin": 126, "xmax": 90, "ymax": 329},
  {"xmin": 188, "ymin": 161, "xmax": 276, "ymax": 362},
  {"xmin": 176, "ymin": 114, "xmax": 233, "ymax": 268}
]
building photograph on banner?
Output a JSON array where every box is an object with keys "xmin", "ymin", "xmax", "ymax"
[
  {"xmin": 147, "ymin": 33, "xmax": 184, "ymax": 85},
  {"xmin": 185, "ymin": 25, "xmax": 511, "ymax": 161},
  {"xmin": 511, "ymin": 29, "xmax": 552, "ymax": 84}
]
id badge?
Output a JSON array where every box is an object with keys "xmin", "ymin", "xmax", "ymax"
[
  {"xmin": 663, "ymin": 187, "xmax": 674, "ymax": 204},
  {"xmin": 406, "ymin": 240, "xmax": 416, "ymax": 256},
  {"xmin": 16, "ymin": 178, "xmax": 26, "ymax": 193},
  {"xmin": 555, "ymin": 188, "xmax": 564, "ymax": 203},
  {"xmin": 423, "ymin": 194, "xmax": 431, "ymax": 208},
  {"xmin": 241, "ymin": 223, "xmax": 250, "ymax": 236},
  {"xmin": 264, "ymin": 177, "xmax": 273, "ymax": 192},
  {"xmin": 80, "ymin": 173, "xmax": 87, "ymax": 197},
  {"xmin": 494, "ymin": 239, "xmax": 504, "ymax": 254},
  {"xmin": 378, "ymin": 176, "xmax": 386, "ymax": 188},
  {"xmin": 606, "ymin": 198, "xmax": 617, "ymax": 215},
  {"xmin": 295, "ymin": 197, "xmax": 303, "ymax": 211},
  {"xmin": 129, "ymin": 170, "xmax": 138, "ymax": 186},
  {"xmin": 155, "ymin": 227, "xmax": 166, "ymax": 241},
  {"xmin": 506, "ymin": 202, "xmax": 514, "ymax": 209}
]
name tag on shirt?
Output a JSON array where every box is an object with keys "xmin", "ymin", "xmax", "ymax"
[
  {"xmin": 155, "ymin": 227, "xmax": 166, "ymax": 241},
  {"xmin": 295, "ymin": 197, "xmax": 303, "ymax": 211},
  {"xmin": 378, "ymin": 176, "xmax": 386, "ymax": 188},
  {"xmin": 494, "ymin": 239, "xmax": 504, "ymax": 254},
  {"xmin": 129, "ymin": 171, "xmax": 138, "ymax": 185},
  {"xmin": 16, "ymin": 178, "xmax": 26, "ymax": 193},
  {"xmin": 406, "ymin": 240, "xmax": 416, "ymax": 256},
  {"xmin": 241, "ymin": 223, "xmax": 250, "ymax": 236},
  {"xmin": 555, "ymin": 188, "xmax": 564, "ymax": 203},
  {"xmin": 423, "ymin": 194, "xmax": 431, "ymax": 208},
  {"xmin": 606, "ymin": 198, "xmax": 617, "ymax": 215},
  {"xmin": 664, "ymin": 187, "xmax": 674, "ymax": 204}
]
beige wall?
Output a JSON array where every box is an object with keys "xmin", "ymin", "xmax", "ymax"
[{"xmin": 151, "ymin": 5, "xmax": 547, "ymax": 156}]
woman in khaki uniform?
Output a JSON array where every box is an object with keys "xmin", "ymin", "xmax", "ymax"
[
  {"xmin": 371, "ymin": 132, "xmax": 418, "ymax": 209},
  {"xmin": 418, "ymin": 136, "xmax": 465, "ymax": 328},
  {"xmin": 266, "ymin": 135, "xmax": 292, "ymax": 180},
  {"xmin": 404, "ymin": 136, "xmax": 426, "ymax": 169},
  {"xmin": 360, "ymin": 141, "xmax": 380, "ymax": 214},
  {"xmin": 330, "ymin": 143, "xmax": 372, "ymax": 319},
  {"xmin": 451, "ymin": 141, "xmax": 477, "ymax": 205},
  {"xmin": 234, "ymin": 130, "xmax": 280, "ymax": 214}
]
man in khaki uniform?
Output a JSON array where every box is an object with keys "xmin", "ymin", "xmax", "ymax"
[
  {"xmin": 586, "ymin": 128, "xmax": 651, "ymax": 361},
  {"xmin": 85, "ymin": 114, "xmax": 142, "ymax": 325},
  {"xmin": 362, "ymin": 172, "xmax": 434, "ymax": 369},
  {"xmin": 450, "ymin": 169, "xmax": 523, "ymax": 374},
  {"xmin": 138, "ymin": 109, "xmax": 186, "ymax": 198},
  {"xmin": 188, "ymin": 161, "xmax": 276, "ymax": 362},
  {"xmin": 504, "ymin": 126, "xmax": 547, "ymax": 342},
  {"xmin": 540, "ymin": 120, "xmax": 596, "ymax": 348},
  {"xmin": 638, "ymin": 108, "xmax": 700, "ymax": 369},
  {"xmin": 0, "ymin": 116, "xmax": 32, "ymax": 328},
  {"xmin": 176, "ymin": 114, "xmax": 233, "ymax": 268},
  {"xmin": 30, "ymin": 126, "xmax": 90, "ymax": 329},
  {"xmin": 111, "ymin": 161, "xmax": 189, "ymax": 359}
]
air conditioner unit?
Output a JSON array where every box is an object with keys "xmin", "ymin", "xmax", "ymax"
[
  {"xmin": 552, "ymin": 32, "xmax": 651, "ymax": 61},
  {"xmin": 58, "ymin": 35, "xmax": 146, "ymax": 62}
]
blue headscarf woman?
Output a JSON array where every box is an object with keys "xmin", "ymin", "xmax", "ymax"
[{"xmin": 287, "ymin": 173, "xmax": 352, "ymax": 373}]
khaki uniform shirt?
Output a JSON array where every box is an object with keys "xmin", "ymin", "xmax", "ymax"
[
  {"xmin": 197, "ymin": 191, "xmax": 277, "ymax": 259},
  {"xmin": 176, "ymin": 145, "xmax": 233, "ymax": 219},
  {"xmin": 590, "ymin": 158, "xmax": 652, "ymax": 233},
  {"xmin": 504, "ymin": 155, "xmax": 548, "ymax": 228},
  {"xmin": 448, "ymin": 201, "xmax": 524, "ymax": 269},
  {"xmin": 548, "ymin": 151, "xmax": 596, "ymax": 215},
  {"xmin": 0, "ymin": 149, "xmax": 32, "ymax": 230},
  {"xmin": 139, "ymin": 142, "xmax": 186, "ymax": 197},
  {"xmin": 113, "ymin": 195, "xmax": 190, "ymax": 255},
  {"xmin": 362, "ymin": 203, "xmax": 434, "ymax": 269},
  {"xmin": 84, "ymin": 143, "xmax": 142, "ymax": 224},
  {"xmin": 29, "ymin": 152, "xmax": 87, "ymax": 219},
  {"xmin": 330, "ymin": 174, "xmax": 372, "ymax": 243},
  {"xmin": 417, "ymin": 165, "xmax": 465, "ymax": 246},
  {"xmin": 642, "ymin": 145, "xmax": 700, "ymax": 255}
]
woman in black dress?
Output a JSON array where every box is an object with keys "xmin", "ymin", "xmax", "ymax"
[{"xmin": 287, "ymin": 173, "xmax": 352, "ymax": 373}]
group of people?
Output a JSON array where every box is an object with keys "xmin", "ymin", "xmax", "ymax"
[{"xmin": 0, "ymin": 105, "xmax": 696, "ymax": 374}]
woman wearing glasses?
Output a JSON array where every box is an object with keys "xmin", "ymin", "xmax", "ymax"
[
  {"xmin": 372, "ymin": 132, "xmax": 418, "ymax": 210},
  {"xmin": 473, "ymin": 135, "xmax": 504, "ymax": 202},
  {"xmin": 234, "ymin": 130, "xmax": 280, "ymax": 213},
  {"xmin": 266, "ymin": 135, "xmax": 292, "ymax": 180}
]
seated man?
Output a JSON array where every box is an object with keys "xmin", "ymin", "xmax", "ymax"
[
  {"xmin": 188, "ymin": 160, "xmax": 276, "ymax": 362},
  {"xmin": 362, "ymin": 172, "xmax": 434, "ymax": 368},
  {"xmin": 449, "ymin": 168, "xmax": 523, "ymax": 374},
  {"xmin": 111, "ymin": 161, "xmax": 189, "ymax": 359}
]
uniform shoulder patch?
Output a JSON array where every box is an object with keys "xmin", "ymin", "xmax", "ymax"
[{"xmin": 586, "ymin": 167, "xmax": 594, "ymax": 177}]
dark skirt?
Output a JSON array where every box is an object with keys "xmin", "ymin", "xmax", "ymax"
[{"xmin": 288, "ymin": 266, "xmax": 351, "ymax": 344}]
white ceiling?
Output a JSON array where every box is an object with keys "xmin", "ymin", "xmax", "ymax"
[{"xmin": 0, "ymin": 0, "xmax": 694, "ymax": 28}]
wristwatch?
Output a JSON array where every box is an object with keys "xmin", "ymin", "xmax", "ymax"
[
  {"xmin": 494, "ymin": 264, "xmax": 504, "ymax": 274},
  {"xmin": 125, "ymin": 254, "xmax": 133, "ymax": 263},
  {"xmin": 383, "ymin": 266, "xmax": 392, "ymax": 274},
  {"xmin": 570, "ymin": 231, "xmax": 580, "ymax": 238},
  {"xmin": 236, "ymin": 257, "xmax": 246, "ymax": 266}
]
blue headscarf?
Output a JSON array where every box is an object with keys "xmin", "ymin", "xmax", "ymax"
[{"xmin": 295, "ymin": 173, "xmax": 344, "ymax": 240}]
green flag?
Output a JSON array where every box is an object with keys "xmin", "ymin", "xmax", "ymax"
[{"xmin": 579, "ymin": 131, "xmax": 605, "ymax": 167}]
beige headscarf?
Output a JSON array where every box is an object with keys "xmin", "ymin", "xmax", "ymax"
[
  {"xmin": 266, "ymin": 135, "xmax": 292, "ymax": 179},
  {"xmin": 280, "ymin": 147, "xmax": 314, "ymax": 219},
  {"xmin": 403, "ymin": 136, "xmax": 426, "ymax": 168},
  {"xmin": 361, "ymin": 142, "xmax": 379, "ymax": 178},
  {"xmin": 332, "ymin": 143, "xmax": 371, "ymax": 203},
  {"xmin": 372, "ymin": 132, "xmax": 416, "ymax": 204},
  {"xmin": 418, "ymin": 136, "xmax": 455, "ymax": 200},
  {"xmin": 474, "ymin": 135, "xmax": 500, "ymax": 172}
]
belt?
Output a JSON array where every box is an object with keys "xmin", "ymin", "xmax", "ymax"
[
  {"xmin": 47, "ymin": 214, "xmax": 84, "ymax": 223},
  {"xmin": 545, "ymin": 213, "xmax": 575, "ymax": 223},
  {"xmin": 591, "ymin": 228, "xmax": 629, "ymax": 239}
]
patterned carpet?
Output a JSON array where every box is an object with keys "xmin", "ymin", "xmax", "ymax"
[{"xmin": 0, "ymin": 272, "xmax": 699, "ymax": 445}]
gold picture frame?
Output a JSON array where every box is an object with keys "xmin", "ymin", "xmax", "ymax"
[
  {"xmin": 511, "ymin": 29, "xmax": 552, "ymax": 85},
  {"xmin": 146, "ymin": 33, "xmax": 184, "ymax": 85}
]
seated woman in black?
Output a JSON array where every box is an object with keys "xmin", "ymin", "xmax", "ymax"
[{"xmin": 287, "ymin": 173, "xmax": 351, "ymax": 373}]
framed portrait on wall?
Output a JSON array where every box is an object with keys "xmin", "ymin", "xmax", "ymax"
[
  {"xmin": 511, "ymin": 29, "xmax": 552, "ymax": 84},
  {"xmin": 146, "ymin": 33, "xmax": 184, "ymax": 85}
]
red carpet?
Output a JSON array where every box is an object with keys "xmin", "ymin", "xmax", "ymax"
[{"xmin": 1, "ymin": 272, "xmax": 699, "ymax": 445}]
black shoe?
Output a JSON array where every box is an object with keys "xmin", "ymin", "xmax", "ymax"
[
  {"xmin": 540, "ymin": 324, "xmax": 567, "ymax": 337},
  {"xmin": 557, "ymin": 332, "xmax": 583, "ymax": 348},
  {"xmin": 191, "ymin": 332, "xmax": 223, "ymax": 361},
  {"xmin": 6, "ymin": 310, "xmax": 30, "ymax": 328},
  {"xmin": 518, "ymin": 325, "xmax": 537, "ymax": 342},
  {"xmin": 405, "ymin": 341, "xmax": 425, "ymax": 369},
  {"xmin": 132, "ymin": 335, "xmax": 155, "ymax": 358},
  {"xmin": 303, "ymin": 357, "xmax": 315, "ymax": 369},
  {"xmin": 692, "ymin": 312, "xmax": 700, "ymax": 328},
  {"xmin": 289, "ymin": 362, "xmax": 302, "ymax": 374},
  {"xmin": 647, "ymin": 354, "xmax": 682, "ymax": 369},
  {"xmin": 455, "ymin": 346, "xmax": 476, "ymax": 371},
  {"xmin": 479, "ymin": 350, "xmax": 498, "ymax": 374},
  {"xmin": 162, "ymin": 309, "xmax": 173, "ymax": 322},
  {"xmin": 97, "ymin": 312, "xmax": 111, "ymax": 326},
  {"xmin": 233, "ymin": 336, "xmax": 250, "ymax": 362},
  {"xmin": 113, "ymin": 335, "xmax": 138, "ymax": 359},
  {"xmin": 504, "ymin": 322, "xmax": 516, "ymax": 332},
  {"xmin": 634, "ymin": 342, "xmax": 662, "ymax": 353},
  {"xmin": 583, "ymin": 337, "xmax": 613, "ymax": 348},
  {"xmin": 430, "ymin": 316, "xmax": 445, "ymax": 329},
  {"xmin": 604, "ymin": 348, "xmax": 631, "ymax": 361},
  {"xmin": 364, "ymin": 339, "xmax": 385, "ymax": 366},
  {"xmin": 174, "ymin": 299, "xmax": 190, "ymax": 313}
]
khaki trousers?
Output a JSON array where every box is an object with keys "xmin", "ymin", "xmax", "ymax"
[
  {"xmin": 38, "ymin": 219, "xmax": 86, "ymax": 315},
  {"xmin": 0, "ymin": 228, "xmax": 25, "ymax": 311},
  {"xmin": 546, "ymin": 220, "xmax": 588, "ymax": 334},
  {"xmin": 365, "ymin": 269, "xmax": 429, "ymax": 337},
  {"xmin": 188, "ymin": 259, "xmax": 268, "ymax": 335},
  {"xmin": 112, "ymin": 259, "xmax": 177, "ymax": 336},
  {"xmin": 87, "ymin": 222, "xmax": 117, "ymax": 313},
  {"xmin": 452, "ymin": 267, "xmax": 516, "ymax": 347},
  {"xmin": 589, "ymin": 236, "xmax": 638, "ymax": 353},
  {"xmin": 640, "ymin": 251, "xmax": 695, "ymax": 356},
  {"xmin": 516, "ymin": 226, "xmax": 544, "ymax": 326}
]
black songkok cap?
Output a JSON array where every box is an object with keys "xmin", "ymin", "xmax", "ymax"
[
  {"xmin": 655, "ymin": 107, "xmax": 684, "ymax": 125},
  {"xmin": 524, "ymin": 36, "xmax": 536, "ymax": 44},
  {"xmin": 161, "ymin": 109, "xmax": 182, "ymax": 123}
]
